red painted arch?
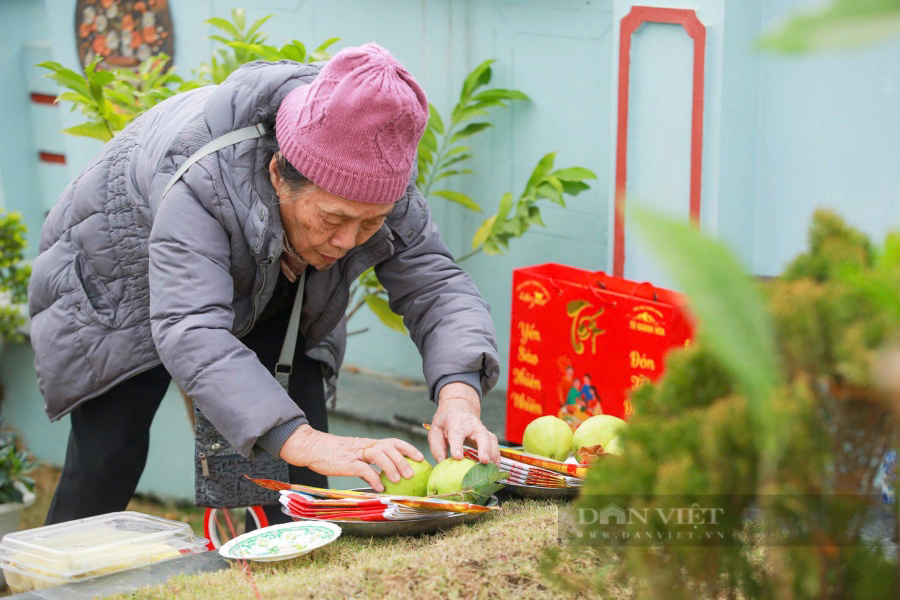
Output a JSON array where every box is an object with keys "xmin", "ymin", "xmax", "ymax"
[{"xmin": 614, "ymin": 6, "xmax": 707, "ymax": 277}]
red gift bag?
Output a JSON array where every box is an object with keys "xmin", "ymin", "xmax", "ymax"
[{"xmin": 505, "ymin": 263, "xmax": 694, "ymax": 444}]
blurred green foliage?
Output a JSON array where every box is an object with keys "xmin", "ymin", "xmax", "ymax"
[
  {"xmin": 0, "ymin": 212, "xmax": 30, "ymax": 345},
  {"xmin": 761, "ymin": 0, "xmax": 900, "ymax": 53},
  {"xmin": 554, "ymin": 210, "xmax": 900, "ymax": 599}
]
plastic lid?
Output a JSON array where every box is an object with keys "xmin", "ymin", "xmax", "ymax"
[{"xmin": 0, "ymin": 511, "xmax": 208, "ymax": 583}]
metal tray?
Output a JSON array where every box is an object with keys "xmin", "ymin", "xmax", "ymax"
[
  {"xmin": 282, "ymin": 490, "xmax": 499, "ymax": 537},
  {"xmin": 502, "ymin": 481, "xmax": 582, "ymax": 499}
]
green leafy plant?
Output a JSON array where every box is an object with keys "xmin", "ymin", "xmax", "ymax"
[
  {"xmin": 417, "ymin": 60, "xmax": 528, "ymax": 209},
  {"xmin": 198, "ymin": 9, "xmax": 338, "ymax": 84},
  {"xmin": 105, "ymin": 53, "xmax": 202, "ymax": 122},
  {"xmin": 0, "ymin": 428, "xmax": 37, "ymax": 505},
  {"xmin": 38, "ymin": 10, "xmax": 336, "ymax": 142},
  {"xmin": 38, "ymin": 58, "xmax": 126, "ymax": 141},
  {"xmin": 197, "ymin": 9, "xmax": 274, "ymax": 84},
  {"xmin": 38, "ymin": 54, "xmax": 198, "ymax": 141},
  {"xmin": 0, "ymin": 211, "xmax": 30, "ymax": 345},
  {"xmin": 468, "ymin": 154, "xmax": 595, "ymax": 259}
]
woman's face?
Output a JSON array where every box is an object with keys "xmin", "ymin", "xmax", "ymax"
[{"xmin": 269, "ymin": 155, "xmax": 394, "ymax": 270}]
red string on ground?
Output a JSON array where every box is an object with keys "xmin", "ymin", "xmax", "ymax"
[{"xmin": 221, "ymin": 509, "xmax": 262, "ymax": 600}]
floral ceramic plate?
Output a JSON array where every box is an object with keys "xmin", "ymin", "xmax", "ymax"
[{"xmin": 218, "ymin": 521, "xmax": 341, "ymax": 562}]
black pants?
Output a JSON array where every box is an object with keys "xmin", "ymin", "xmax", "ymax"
[{"xmin": 45, "ymin": 299, "xmax": 328, "ymax": 525}]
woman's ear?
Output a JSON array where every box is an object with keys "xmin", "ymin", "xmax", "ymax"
[{"xmin": 268, "ymin": 154, "xmax": 282, "ymax": 196}]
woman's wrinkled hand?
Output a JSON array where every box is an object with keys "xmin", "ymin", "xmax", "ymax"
[
  {"xmin": 428, "ymin": 382, "xmax": 500, "ymax": 465},
  {"xmin": 279, "ymin": 424, "xmax": 424, "ymax": 492}
]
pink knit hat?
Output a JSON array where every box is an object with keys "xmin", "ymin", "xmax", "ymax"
[{"xmin": 275, "ymin": 43, "xmax": 429, "ymax": 204}]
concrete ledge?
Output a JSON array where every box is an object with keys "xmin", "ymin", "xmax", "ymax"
[{"xmin": 334, "ymin": 367, "xmax": 507, "ymax": 440}]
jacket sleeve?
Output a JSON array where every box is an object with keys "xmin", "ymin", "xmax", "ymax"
[
  {"xmin": 375, "ymin": 182, "xmax": 501, "ymax": 400},
  {"xmin": 148, "ymin": 162, "xmax": 305, "ymax": 458}
]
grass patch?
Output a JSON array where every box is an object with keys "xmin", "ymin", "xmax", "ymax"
[
  {"xmin": 115, "ymin": 499, "xmax": 624, "ymax": 599},
  {"xmin": 16, "ymin": 466, "xmax": 625, "ymax": 598}
]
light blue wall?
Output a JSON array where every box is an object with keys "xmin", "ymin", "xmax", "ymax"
[
  {"xmin": 0, "ymin": 0, "xmax": 58, "ymax": 255},
  {"xmin": 753, "ymin": 0, "xmax": 900, "ymax": 275},
  {"xmin": 1, "ymin": 0, "xmax": 898, "ymax": 499}
]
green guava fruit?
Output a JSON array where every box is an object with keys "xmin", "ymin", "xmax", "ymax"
[
  {"xmin": 604, "ymin": 436, "xmax": 624, "ymax": 456},
  {"xmin": 522, "ymin": 415, "xmax": 574, "ymax": 461},
  {"xmin": 380, "ymin": 457, "xmax": 433, "ymax": 496},
  {"xmin": 572, "ymin": 415, "xmax": 628, "ymax": 455},
  {"xmin": 426, "ymin": 457, "xmax": 478, "ymax": 495}
]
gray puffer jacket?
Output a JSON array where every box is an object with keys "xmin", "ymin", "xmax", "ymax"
[{"xmin": 27, "ymin": 60, "xmax": 500, "ymax": 457}]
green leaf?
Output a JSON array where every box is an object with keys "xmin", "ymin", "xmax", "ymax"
[
  {"xmin": 466, "ymin": 99, "xmax": 509, "ymax": 113},
  {"xmin": 525, "ymin": 152, "xmax": 556, "ymax": 194},
  {"xmin": 314, "ymin": 38, "xmax": 341, "ymax": 55},
  {"xmin": 561, "ymin": 180, "xmax": 591, "ymax": 196},
  {"xmin": 281, "ymin": 40, "xmax": 306, "ymax": 62},
  {"xmin": 419, "ymin": 127, "xmax": 438, "ymax": 154},
  {"xmin": 437, "ymin": 153, "xmax": 473, "ymax": 171},
  {"xmin": 536, "ymin": 183, "xmax": 564, "ymax": 205},
  {"xmin": 56, "ymin": 91, "xmax": 87, "ymax": 105},
  {"xmin": 452, "ymin": 105, "xmax": 489, "ymax": 124},
  {"xmin": 483, "ymin": 238, "xmax": 503, "ymax": 255},
  {"xmin": 527, "ymin": 205, "xmax": 545, "ymax": 227},
  {"xmin": 246, "ymin": 14, "xmax": 275, "ymax": 39},
  {"xmin": 496, "ymin": 192, "xmax": 514, "ymax": 223},
  {"xmin": 427, "ymin": 104, "xmax": 444, "ymax": 135},
  {"xmin": 461, "ymin": 462, "xmax": 508, "ymax": 505},
  {"xmin": 433, "ymin": 169, "xmax": 474, "ymax": 182},
  {"xmin": 631, "ymin": 206, "xmax": 781, "ymax": 457},
  {"xmin": 357, "ymin": 267, "xmax": 382, "ymax": 290},
  {"xmin": 63, "ymin": 122, "xmax": 113, "ymax": 141},
  {"xmin": 553, "ymin": 166, "xmax": 597, "ymax": 181},
  {"xmin": 471, "ymin": 88, "xmax": 530, "ymax": 103},
  {"xmin": 472, "ymin": 216, "xmax": 497, "ymax": 250},
  {"xmin": 38, "ymin": 62, "xmax": 90, "ymax": 96},
  {"xmin": 364, "ymin": 295, "xmax": 406, "ymax": 334},
  {"xmin": 450, "ymin": 122, "xmax": 492, "ymax": 143},
  {"xmin": 431, "ymin": 190, "xmax": 482, "ymax": 212},
  {"xmin": 206, "ymin": 17, "xmax": 241, "ymax": 38},
  {"xmin": 279, "ymin": 42, "xmax": 306, "ymax": 62},
  {"xmin": 544, "ymin": 176, "xmax": 564, "ymax": 194},
  {"xmin": 460, "ymin": 60, "xmax": 495, "ymax": 100}
]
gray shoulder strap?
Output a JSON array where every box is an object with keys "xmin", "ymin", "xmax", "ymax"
[
  {"xmin": 275, "ymin": 269, "xmax": 307, "ymax": 392},
  {"xmin": 159, "ymin": 123, "xmax": 268, "ymax": 201}
]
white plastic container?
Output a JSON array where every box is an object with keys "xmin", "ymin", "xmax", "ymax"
[{"xmin": 0, "ymin": 511, "xmax": 209, "ymax": 593}]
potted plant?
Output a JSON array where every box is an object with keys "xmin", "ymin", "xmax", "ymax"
[
  {"xmin": 0, "ymin": 428, "xmax": 36, "ymax": 530},
  {"xmin": 0, "ymin": 427, "xmax": 37, "ymax": 588}
]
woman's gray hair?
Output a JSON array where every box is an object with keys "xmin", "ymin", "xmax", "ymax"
[{"xmin": 256, "ymin": 108, "xmax": 316, "ymax": 195}]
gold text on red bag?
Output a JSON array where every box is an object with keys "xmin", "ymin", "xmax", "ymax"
[
  {"xmin": 515, "ymin": 280, "xmax": 551, "ymax": 309},
  {"xmin": 566, "ymin": 300, "xmax": 606, "ymax": 355}
]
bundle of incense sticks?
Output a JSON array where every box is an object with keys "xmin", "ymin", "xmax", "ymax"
[
  {"xmin": 463, "ymin": 447, "xmax": 583, "ymax": 488},
  {"xmin": 279, "ymin": 491, "xmax": 457, "ymax": 522},
  {"xmin": 497, "ymin": 446, "xmax": 589, "ymax": 479},
  {"xmin": 247, "ymin": 476, "xmax": 499, "ymax": 515}
]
